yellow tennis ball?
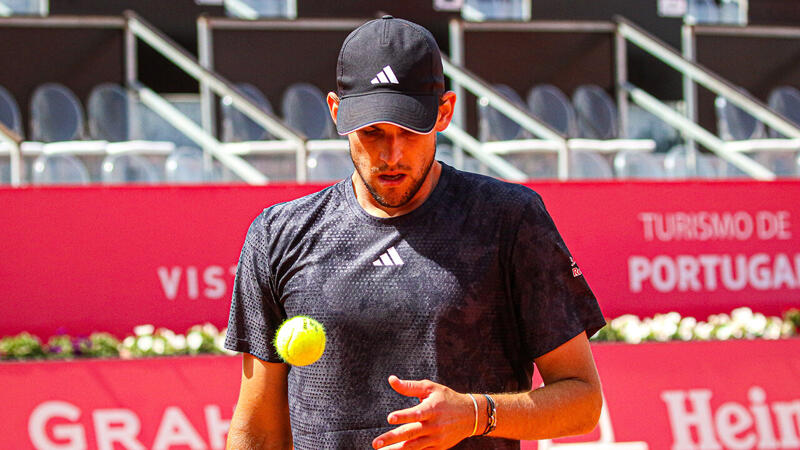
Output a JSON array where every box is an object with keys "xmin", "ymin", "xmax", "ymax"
[{"xmin": 274, "ymin": 316, "xmax": 326, "ymax": 366}]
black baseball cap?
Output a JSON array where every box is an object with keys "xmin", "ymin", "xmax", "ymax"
[{"xmin": 335, "ymin": 16, "xmax": 445, "ymax": 135}]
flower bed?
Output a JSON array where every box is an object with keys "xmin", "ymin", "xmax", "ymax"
[{"xmin": 1, "ymin": 308, "xmax": 798, "ymax": 361}]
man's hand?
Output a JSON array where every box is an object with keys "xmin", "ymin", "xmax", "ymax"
[{"xmin": 372, "ymin": 375, "xmax": 475, "ymax": 449}]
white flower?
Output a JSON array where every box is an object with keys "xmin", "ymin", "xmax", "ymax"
[
  {"xmin": 781, "ymin": 321, "xmax": 795, "ymax": 338},
  {"xmin": 202, "ymin": 323, "xmax": 219, "ymax": 336},
  {"xmin": 134, "ymin": 324, "xmax": 155, "ymax": 337},
  {"xmin": 153, "ymin": 337, "xmax": 166, "ymax": 355},
  {"xmin": 763, "ymin": 319, "xmax": 782, "ymax": 340},
  {"xmin": 170, "ymin": 334, "xmax": 187, "ymax": 351},
  {"xmin": 157, "ymin": 328, "xmax": 176, "ymax": 340},
  {"xmin": 137, "ymin": 335, "xmax": 154, "ymax": 352},
  {"xmin": 677, "ymin": 317, "xmax": 697, "ymax": 341},
  {"xmin": 694, "ymin": 322, "xmax": 714, "ymax": 340},
  {"xmin": 714, "ymin": 324, "xmax": 734, "ymax": 341},
  {"xmin": 650, "ymin": 315, "xmax": 678, "ymax": 342},
  {"xmin": 187, "ymin": 331, "xmax": 203, "ymax": 351},
  {"xmin": 123, "ymin": 336, "xmax": 136, "ymax": 348},
  {"xmin": 745, "ymin": 313, "xmax": 768, "ymax": 337},
  {"xmin": 731, "ymin": 307, "xmax": 754, "ymax": 325}
]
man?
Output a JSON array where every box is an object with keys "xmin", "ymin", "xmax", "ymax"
[{"xmin": 225, "ymin": 16, "xmax": 606, "ymax": 450}]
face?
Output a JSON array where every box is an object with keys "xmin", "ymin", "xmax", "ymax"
[
  {"xmin": 327, "ymin": 92, "xmax": 456, "ymax": 216},
  {"xmin": 348, "ymin": 123, "xmax": 437, "ymax": 209}
]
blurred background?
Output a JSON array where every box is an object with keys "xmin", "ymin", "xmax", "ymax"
[{"xmin": 0, "ymin": 0, "xmax": 799, "ymax": 448}]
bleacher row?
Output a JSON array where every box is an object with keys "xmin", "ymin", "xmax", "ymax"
[
  {"xmin": 474, "ymin": 82, "xmax": 800, "ymax": 180},
  {"xmin": 0, "ymin": 81, "xmax": 354, "ymax": 184},
  {"xmin": 2, "ymin": 71, "xmax": 800, "ymax": 184}
]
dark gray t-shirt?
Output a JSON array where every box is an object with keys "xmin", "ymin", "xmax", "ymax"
[{"xmin": 225, "ymin": 163, "xmax": 605, "ymax": 449}]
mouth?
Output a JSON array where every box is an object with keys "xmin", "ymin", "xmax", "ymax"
[{"xmin": 377, "ymin": 173, "xmax": 407, "ymax": 185}]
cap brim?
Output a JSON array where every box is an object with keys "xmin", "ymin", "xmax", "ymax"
[{"xmin": 336, "ymin": 92, "xmax": 439, "ymax": 135}]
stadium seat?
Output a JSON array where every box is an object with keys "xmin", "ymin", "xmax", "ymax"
[
  {"xmin": 0, "ymin": 84, "xmax": 23, "ymax": 137},
  {"xmin": 221, "ymin": 83, "xmax": 274, "ymax": 142},
  {"xmin": 527, "ymin": 84, "xmax": 576, "ymax": 137},
  {"xmin": 30, "ymin": 83, "xmax": 85, "ymax": 142},
  {"xmin": 686, "ymin": 0, "xmax": 721, "ymax": 24},
  {"xmin": 0, "ymin": 0, "xmax": 47, "ymax": 16},
  {"xmin": 101, "ymin": 153, "xmax": 162, "ymax": 184},
  {"xmin": 767, "ymin": 86, "xmax": 800, "ymax": 138},
  {"xmin": 569, "ymin": 150, "xmax": 613, "ymax": 180},
  {"xmin": 461, "ymin": 0, "xmax": 528, "ymax": 21},
  {"xmin": 614, "ymin": 150, "xmax": 667, "ymax": 179},
  {"xmin": 572, "ymin": 85, "xmax": 618, "ymax": 140},
  {"xmin": 165, "ymin": 147, "xmax": 210, "ymax": 183},
  {"xmin": 715, "ymin": 94, "xmax": 765, "ymax": 141},
  {"xmin": 626, "ymin": 104, "xmax": 680, "ymax": 153},
  {"xmin": 281, "ymin": 83, "xmax": 335, "ymax": 140},
  {"xmin": 307, "ymin": 150, "xmax": 352, "ymax": 181},
  {"xmin": 663, "ymin": 145, "xmax": 718, "ymax": 179},
  {"xmin": 478, "ymin": 84, "xmax": 528, "ymax": 142},
  {"xmin": 88, "ymin": 83, "xmax": 130, "ymax": 142},
  {"xmin": 224, "ymin": 0, "xmax": 294, "ymax": 19},
  {"xmin": 31, "ymin": 154, "xmax": 90, "ymax": 185}
]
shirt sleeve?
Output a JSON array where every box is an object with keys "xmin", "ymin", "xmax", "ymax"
[
  {"xmin": 510, "ymin": 192, "xmax": 606, "ymax": 361},
  {"xmin": 224, "ymin": 211, "xmax": 287, "ymax": 363}
]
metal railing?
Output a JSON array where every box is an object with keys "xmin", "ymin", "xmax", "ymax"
[
  {"xmin": 615, "ymin": 16, "xmax": 800, "ymax": 180},
  {"xmin": 198, "ymin": 16, "xmax": 530, "ymax": 182},
  {"xmin": 0, "ymin": 122, "xmax": 22, "ymax": 186}
]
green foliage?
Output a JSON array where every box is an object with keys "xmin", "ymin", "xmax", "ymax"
[{"xmin": 0, "ymin": 333, "xmax": 47, "ymax": 360}]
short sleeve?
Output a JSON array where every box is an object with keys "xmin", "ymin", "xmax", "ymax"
[
  {"xmin": 510, "ymin": 193, "xmax": 606, "ymax": 361},
  {"xmin": 224, "ymin": 211, "xmax": 287, "ymax": 362}
]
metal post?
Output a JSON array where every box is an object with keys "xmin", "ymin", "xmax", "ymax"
[
  {"xmin": 198, "ymin": 16, "xmax": 216, "ymax": 180},
  {"xmin": 681, "ymin": 23, "xmax": 698, "ymax": 175},
  {"xmin": 448, "ymin": 18, "xmax": 466, "ymax": 170},
  {"xmin": 614, "ymin": 26, "xmax": 629, "ymax": 138}
]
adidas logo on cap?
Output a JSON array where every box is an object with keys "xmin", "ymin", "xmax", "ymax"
[{"xmin": 371, "ymin": 65, "xmax": 399, "ymax": 85}]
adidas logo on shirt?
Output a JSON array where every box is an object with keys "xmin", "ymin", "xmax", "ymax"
[
  {"xmin": 370, "ymin": 65, "xmax": 399, "ymax": 85},
  {"xmin": 372, "ymin": 246, "xmax": 404, "ymax": 266}
]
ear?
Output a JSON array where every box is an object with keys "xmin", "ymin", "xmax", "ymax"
[
  {"xmin": 434, "ymin": 91, "xmax": 457, "ymax": 132},
  {"xmin": 327, "ymin": 92, "xmax": 340, "ymax": 124}
]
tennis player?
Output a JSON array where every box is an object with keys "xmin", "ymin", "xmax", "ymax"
[{"xmin": 225, "ymin": 16, "xmax": 606, "ymax": 449}]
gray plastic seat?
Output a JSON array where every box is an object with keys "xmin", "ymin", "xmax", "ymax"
[
  {"xmin": 527, "ymin": 84, "xmax": 575, "ymax": 137},
  {"xmin": 569, "ymin": 150, "xmax": 613, "ymax": 180},
  {"xmin": 224, "ymin": 0, "xmax": 294, "ymax": 18},
  {"xmin": 626, "ymin": 104, "xmax": 679, "ymax": 153},
  {"xmin": 307, "ymin": 150, "xmax": 353, "ymax": 181},
  {"xmin": 32, "ymin": 154, "xmax": 90, "ymax": 185},
  {"xmin": 614, "ymin": 151, "xmax": 667, "ymax": 179},
  {"xmin": 88, "ymin": 83, "xmax": 130, "ymax": 141},
  {"xmin": 281, "ymin": 83, "xmax": 334, "ymax": 140},
  {"xmin": 221, "ymin": 83, "xmax": 273, "ymax": 142},
  {"xmin": 102, "ymin": 153, "xmax": 162, "ymax": 184},
  {"xmin": 165, "ymin": 147, "xmax": 213, "ymax": 183},
  {"xmin": 767, "ymin": 86, "xmax": 800, "ymax": 138},
  {"xmin": 130, "ymin": 95, "xmax": 201, "ymax": 148},
  {"xmin": 753, "ymin": 151, "xmax": 798, "ymax": 177},
  {"xmin": 478, "ymin": 84, "xmax": 526, "ymax": 142},
  {"xmin": 0, "ymin": 84, "xmax": 23, "ymax": 137},
  {"xmin": 715, "ymin": 95, "xmax": 765, "ymax": 141},
  {"xmin": 687, "ymin": 0, "xmax": 721, "ymax": 23},
  {"xmin": 572, "ymin": 85, "xmax": 618, "ymax": 140},
  {"xmin": 461, "ymin": 0, "xmax": 528, "ymax": 21},
  {"xmin": 30, "ymin": 83, "xmax": 85, "ymax": 142},
  {"xmin": 664, "ymin": 145, "xmax": 718, "ymax": 179},
  {"xmin": 1, "ymin": 0, "xmax": 46, "ymax": 15}
]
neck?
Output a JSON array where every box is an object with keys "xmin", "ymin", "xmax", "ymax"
[{"xmin": 353, "ymin": 161, "xmax": 442, "ymax": 218}]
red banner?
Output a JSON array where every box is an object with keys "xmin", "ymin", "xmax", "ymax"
[
  {"xmin": 1, "ymin": 181, "xmax": 799, "ymax": 338},
  {"xmin": 1, "ymin": 339, "xmax": 798, "ymax": 449}
]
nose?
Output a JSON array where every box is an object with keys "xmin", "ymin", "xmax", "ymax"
[{"xmin": 379, "ymin": 134, "xmax": 404, "ymax": 166}]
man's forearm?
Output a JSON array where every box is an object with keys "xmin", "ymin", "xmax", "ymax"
[
  {"xmin": 226, "ymin": 427, "xmax": 292, "ymax": 450},
  {"xmin": 480, "ymin": 378, "xmax": 602, "ymax": 441}
]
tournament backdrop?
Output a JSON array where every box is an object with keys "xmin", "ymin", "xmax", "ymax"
[
  {"xmin": 2, "ymin": 339, "xmax": 798, "ymax": 448},
  {"xmin": 0, "ymin": 180, "xmax": 798, "ymax": 338}
]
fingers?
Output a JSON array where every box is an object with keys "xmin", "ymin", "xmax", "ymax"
[
  {"xmin": 377, "ymin": 436, "xmax": 436, "ymax": 450},
  {"xmin": 373, "ymin": 422, "xmax": 425, "ymax": 449},
  {"xmin": 387, "ymin": 402, "xmax": 434, "ymax": 425},
  {"xmin": 388, "ymin": 375, "xmax": 433, "ymax": 399}
]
